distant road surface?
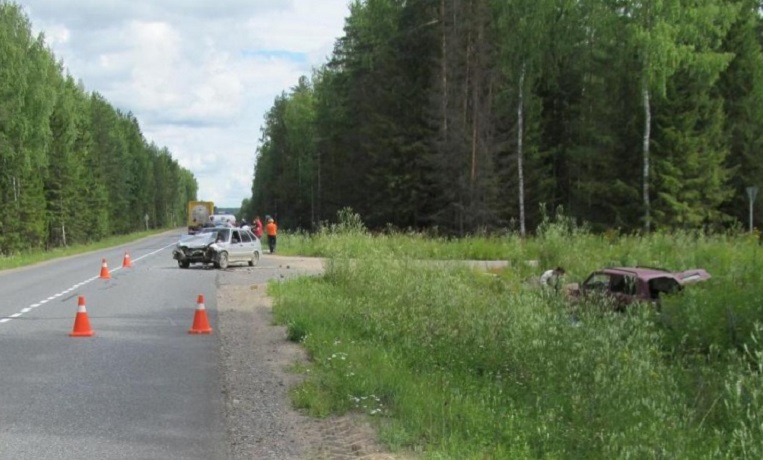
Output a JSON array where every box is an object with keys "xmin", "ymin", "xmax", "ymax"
[{"xmin": 0, "ymin": 231, "xmax": 227, "ymax": 460}]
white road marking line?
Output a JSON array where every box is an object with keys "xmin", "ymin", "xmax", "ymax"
[{"xmin": 0, "ymin": 241, "xmax": 177, "ymax": 325}]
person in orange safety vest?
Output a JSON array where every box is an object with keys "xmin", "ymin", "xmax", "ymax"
[{"xmin": 265, "ymin": 218, "xmax": 277, "ymax": 253}]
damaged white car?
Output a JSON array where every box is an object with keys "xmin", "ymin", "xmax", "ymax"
[{"xmin": 173, "ymin": 227, "xmax": 262, "ymax": 269}]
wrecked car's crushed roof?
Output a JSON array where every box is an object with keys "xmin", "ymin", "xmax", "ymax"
[{"xmin": 597, "ymin": 267, "xmax": 711, "ymax": 284}]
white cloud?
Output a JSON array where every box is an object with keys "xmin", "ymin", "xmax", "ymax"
[{"xmin": 17, "ymin": 0, "xmax": 349, "ymax": 208}]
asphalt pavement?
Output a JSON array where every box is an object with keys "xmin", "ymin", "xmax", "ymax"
[{"xmin": 0, "ymin": 232, "xmax": 227, "ymax": 460}]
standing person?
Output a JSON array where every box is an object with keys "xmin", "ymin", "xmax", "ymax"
[
  {"xmin": 252, "ymin": 216, "xmax": 263, "ymax": 239},
  {"xmin": 265, "ymin": 217, "xmax": 277, "ymax": 253},
  {"xmin": 540, "ymin": 266, "xmax": 566, "ymax": 291}
]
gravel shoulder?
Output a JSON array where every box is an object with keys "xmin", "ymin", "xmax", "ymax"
[{"xmin": 216, "ymin": 256, "xmax": 401, "ymax": 460}]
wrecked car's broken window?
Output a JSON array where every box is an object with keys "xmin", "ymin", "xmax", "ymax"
[
  {"xmin": 610, "ymin": 275, "xmax": 637, "ymax": 295},
  {"xmin": 648, "ymin": 277, "xmax": 681, "ymax": 299},
  {"xmin": 584, "ymin": 273, "xmax": 610, "ymax": 291}
]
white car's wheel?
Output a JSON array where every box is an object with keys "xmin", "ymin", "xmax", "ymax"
[
  {"xmin": 218, "ymin": 252, "xmax": 229, "ymax": 269},
  {"xmin": 249, "ymin": 251, "xmax": 260, "ymax": 267}
]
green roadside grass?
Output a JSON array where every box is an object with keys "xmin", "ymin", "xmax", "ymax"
[
  {"xmin": 0, "ymin": 228, "xmax": 177, "ymax": 271},
  {"xmin": 270, "ymin": 222, "xmax": 763, "ymax": 459}
]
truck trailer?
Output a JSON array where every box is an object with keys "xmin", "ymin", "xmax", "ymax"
[{"xmin": 187, "ymin": 201, "xmax": 214, "ymax": 234}]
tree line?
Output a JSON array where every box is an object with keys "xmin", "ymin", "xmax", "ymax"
[
  {"xmin": 246, "ymin": 0, "xmax": 763, "ymax": 236},
  {"xmin": 0, "ymin": 2, "xmax": 197, "ymax": 255}
]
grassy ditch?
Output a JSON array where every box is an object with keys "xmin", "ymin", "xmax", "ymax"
[{"xmin": 270, "ymin": 224, "xmax": 763, "ymax": 458}]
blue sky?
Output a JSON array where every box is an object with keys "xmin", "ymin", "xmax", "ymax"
[{"xmin": 17, "ymin": 0, "xmax": 350, "ymax": 207}]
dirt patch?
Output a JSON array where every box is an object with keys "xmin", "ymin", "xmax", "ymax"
[{"xmin": 217, "ymin": 258, "xmax": 408, "ymax": 460}]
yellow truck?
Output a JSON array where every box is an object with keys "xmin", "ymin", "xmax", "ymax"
[{"xmin": 187, "ymin": 201, "xmax": 214, "ymax": 234}]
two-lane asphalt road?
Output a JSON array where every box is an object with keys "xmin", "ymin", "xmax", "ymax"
[{"xmin": 0, "ymin": 231, "xmax": 228, "ymax": 460}]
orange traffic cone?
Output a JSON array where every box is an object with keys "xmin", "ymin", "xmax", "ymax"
[
  {"xmin": 122, "ymin": 251, "xmax": 132, "ymax": 268},
  {"xmin": 188, "ymin": 294, "xmax": 213, "ymax": 334},
  {"xmin": 70, "ymin": 295, "xmax": 94, "ymax": 337},
  {"xmin": 99, "ymin": 258, "xmax": 111, "ymax": 279}
]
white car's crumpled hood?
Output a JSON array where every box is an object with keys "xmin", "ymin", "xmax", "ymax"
[{"xmin": 178, "ymin": 233, "xmax": 217, "ymax": 249}]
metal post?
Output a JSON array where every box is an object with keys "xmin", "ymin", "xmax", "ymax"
[{"xmin": 746, "ymin": 186, "xmax": 758, "ymax": 233}]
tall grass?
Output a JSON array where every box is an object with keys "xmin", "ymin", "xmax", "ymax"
[{"xmin": 271, "ymin": 215, "xmax": 763, "ymax": 458}]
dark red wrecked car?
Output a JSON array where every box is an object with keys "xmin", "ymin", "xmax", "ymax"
[{"xmin": 566, "ymin": 266, "xmax": 711, "ymax": 310}]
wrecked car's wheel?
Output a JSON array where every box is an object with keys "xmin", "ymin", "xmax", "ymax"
[
  {"xmin": 178, "ymin": 260, "xmax": 190, "ymax": 269},
  {"xmin": 249, "ymin": 251, "xmax": 260, "ymax": 267},
  {"xmin": 218, "ymin": 252, "xmax": 229, "ymax": 269}
]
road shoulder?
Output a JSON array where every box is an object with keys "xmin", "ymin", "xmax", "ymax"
[{"xmin": 216, "ymin": 258, "xmax": 401, "ymax": 459}]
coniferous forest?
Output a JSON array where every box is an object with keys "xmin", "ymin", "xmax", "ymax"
[
  {"xmin": 0, "ymin": 2, "xmax": 197, "ymax": 255},
  {"xmin": 247, "ymin": 0, "xmax": 763, "ymax": 236},
  {"xmin": 6, "ymin": 0, "xmax": 763, "ymax": 253}
]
